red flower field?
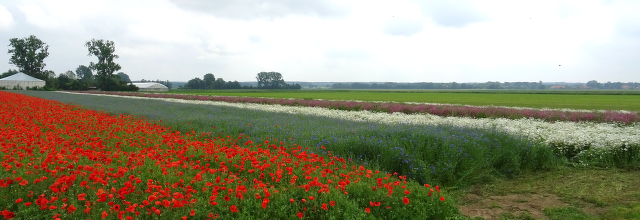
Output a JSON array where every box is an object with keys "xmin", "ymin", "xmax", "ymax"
[{"xmin": 0, "ymin": 91, "xmax": 454, "ymax": 219}]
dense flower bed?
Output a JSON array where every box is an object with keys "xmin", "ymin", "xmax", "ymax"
[
  {"xmin": 67, "ymin": 91, "xmax": 640, "ymax": 155},
  {"xmin": 0, "ymin": 91, "xmax": 456, "ymax": 219},
  {"xmin": 68, "ymin": 91, "xmax": 640, "ymax": 124}
]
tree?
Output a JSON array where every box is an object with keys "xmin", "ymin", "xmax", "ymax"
[
  {"xmin": 85, "ymin": 39, "xmax": 122, "ymax": 90},
  {"xmin": 213, "ymin": 78, "xmax": 226, "ymax": 89},
  {"xmin": 116, "ymin": 72, "xmax": 132, "ymax": 83},
  {"xmin": 7, "ymin": 35, "xmax": 50, "ymax": 80},
  {"xmin": 486, "ymin": 81, "xmax": 501, "ymax": 89},
  {"xmin": 64, "ymin": 70, "xmax": 76, "ymax": 80},
  {"xmin": 586, "ymin": 80, "xmax": 600, "ymax": 89},
  {"xmin": 185, "ymin": 77, "xmax": 205, "ymax": 89},
  {"xmin": 226, "ymin": 81, "xmax": 242, "ymax": 89},
  {"xmin": 76, "ymin": 65, "xmax": 93, "ymax": 83},
  {"xmin": 203, "ymin": 73, "xmax": 215, "ymax": 89},
  {"xmin": 256, "ymin": 72, "xmax": 286, "ymax": 89},
  {"xmin": 57, "ymin": 73, "xmax": 72, "ymax": 90}
]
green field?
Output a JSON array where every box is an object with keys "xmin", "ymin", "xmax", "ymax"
[{"xmin": 166, "ymin": 89, "xmax": 640, "ymax": 112}]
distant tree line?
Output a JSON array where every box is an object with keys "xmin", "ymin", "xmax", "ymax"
[
  {"xmin": 586, "ymin": 80, "xmax": 640, "ymax": 89},
  {"xmin": 180, "ymin": 72, "xmax": 301, "ymax": 90},
  {"xmin": 330, "ymin": 81, "xmax": 640, "ymax": 90},
  {"xmin": 331, "ymin": 81, "xmax": 546, "ymax": 89},
  {"xmin": 181, "ymin": 73, "xmax": 242, "ymax": 89}
]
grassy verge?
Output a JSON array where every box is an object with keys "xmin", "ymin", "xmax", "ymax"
[
  {"xmin": 165, "ymin": 89, "xmax": 640, "ymax": 113},
  {"xmin": 451, "ymin": 167, "xmax": 640, "ymax": 219}
]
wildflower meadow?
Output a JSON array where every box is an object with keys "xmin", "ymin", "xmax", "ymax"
[{"xmin": 0, "ymin": 91, "xmax": 458, "ymax": 219}]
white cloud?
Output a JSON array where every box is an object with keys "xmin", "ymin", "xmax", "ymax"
[
  {"xmin": 0, "ymin": 5, "xmax": 14, "ymax": 30},
  {"xmin": 0, "ymin": 0, "xmax": 638, "ymax": 83},
  {"xmin": 166, "ymin": 0, "xmax": 349, "ymax": 20}
]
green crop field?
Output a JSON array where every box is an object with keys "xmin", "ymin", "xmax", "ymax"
[{"xmin": 166, "ymin": 89, "xmax": 640, "ymax": 112}]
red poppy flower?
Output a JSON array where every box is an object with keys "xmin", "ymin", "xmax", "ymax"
[
  {"xmin": 322, "ymin": 203, "xmax": 328, "ymax": 210},
  {"xmin": 67, "ymin": 204, "xmax": 77, "ymax": 214},
  {"xmin": 2, "ymin": 210, "xmax": 15, "ymax": 219},
  {"xmin": 403, "ymin": 197, "xmax": 409, "ymax": 205},
  {"xmin": 15, "ymin": 198, "xmax": 22, "ymax": 203},
  {"xmin": 440, "ymin": 197, "xmax": 445, "ymax": 201},
  {"xmin": 330, "ymin": 201, "xmax": 335, "ymax": 207},
  {"xmin": 404, "ymin": 190, "xmax": 410, "ymax": 195},
  {"xmin": 365, "ymin": 207, "xmax": 370, "ymax": 213},
  {"xmin": 297, "ymin": 212, "xmax": 303, "ymax": 218},
  {"xmin": 230, "ymin": 205, "xmax": 238, "ymax": 212},
  {"xmin": 78, "ymin": 193, "xmax": 87, "ymax": 201}
]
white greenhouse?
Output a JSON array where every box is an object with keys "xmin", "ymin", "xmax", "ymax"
[
  {"xmin": 130, "ymin": 83, "xmax": 169, "ymax": 92},
  {"xmin": 0, "ymin": 72, "xmax": 46, "ymax": 90}
]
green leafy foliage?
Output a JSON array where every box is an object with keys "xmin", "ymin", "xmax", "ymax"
[{"xmin": 7, "ymin": 35, "xmax": 49, "ymax": 80}]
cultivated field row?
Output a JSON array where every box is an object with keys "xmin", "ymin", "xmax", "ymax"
[
  {"xmin": 68, "ymin": 91, "xmax": 640, "ymax": 124},
  {"xmin": 67, "ymin": 91, "xmax": 640, "ymax": 157}
]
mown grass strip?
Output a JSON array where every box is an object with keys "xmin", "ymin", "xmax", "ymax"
[{"xmin": 167, "ymin": 89, "xmax": 640, "ymax": 113}]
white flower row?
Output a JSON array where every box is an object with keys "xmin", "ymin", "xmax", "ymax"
[
  {"xmin": 63, "ymin": 92, "xmax": 640, "ymax": 151},
  {"xmin": 202, "ymin": 94, "xmax": 634, "ymax": 114}
]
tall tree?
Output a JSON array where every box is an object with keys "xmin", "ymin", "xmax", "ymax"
[
  {"xmin": 203, "ymin": 73, "xmax": 215, "ymax": 89},
  {"xmin": 256, "ymin": 72, "xmax": 286, "ymax": 89},
  {"xmin": 76, "ymin": 65, "xmax": 93, "ymax": 82},
  {"xmin": 85, "ymin": 39, "xmax": 121, "ymax": 90},
  {"xmin": 7, "ymin": 35, "xmax": 49, "ymax": 80}
]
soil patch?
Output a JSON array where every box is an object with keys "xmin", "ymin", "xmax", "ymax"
[{"xmin": 459, "ymin": 193, "xmax": 568, "ymax": 219}]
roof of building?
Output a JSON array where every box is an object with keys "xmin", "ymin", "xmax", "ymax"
[
  {"xmin": 0, "ymin": 72, "xmax": 45, "ymax": 81},
  {"xmin": 130, "ymin": 83, "xmax": 168, "ymax": 89}
]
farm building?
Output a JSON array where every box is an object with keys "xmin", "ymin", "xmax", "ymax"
[
  {"xmin": 130, "ymin": 83, "xmax": 169, "ymax": 92},
  {"xmin": 0, "ymin": 72, "xmax": 46, "ymax": 89}
]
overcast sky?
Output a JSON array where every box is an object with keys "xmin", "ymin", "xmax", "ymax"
[{"xmin": 1, "ymin": 0, "xmax": 639, "ymax": 83}]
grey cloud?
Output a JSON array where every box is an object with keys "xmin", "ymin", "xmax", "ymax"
[
  {"xmin": 382, "ymin": 17, "xmax": 424, "ymax": 37},
  {"xmin": 419, "ymin": 1, "xmax": 488, "ymax": 28},
  {"xmin": 167, "ymin": 0, "xmax": 349, "ymax": 19}
]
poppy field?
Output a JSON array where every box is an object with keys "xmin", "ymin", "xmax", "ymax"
[
  {"xmin": 12, "ymin": 91, "xmax": 565, "ymax": 188},
  {"xmin": 0, "ymin": 91, "xmax": 458, "ymax": 219}
]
